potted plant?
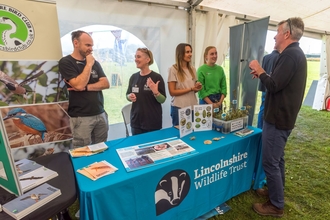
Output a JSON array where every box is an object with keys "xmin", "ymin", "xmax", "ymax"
[{"xmin": 213, "ymin": 98, "xmax": 251, "ymax": 134}]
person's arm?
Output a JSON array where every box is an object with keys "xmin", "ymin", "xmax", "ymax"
[
  {"xmin": 126, "ymin": 74, "xmax": 136, "ymax": 102},
  {"xmin": 148, "ymin": 74, "xmax": 166, "ymax": 104},
  {"xmin": 154, "ymin": 76, "xmax": 166, "ymax": 103},
  {"xmin": 259, "ymin": 55, "xmax": 295, "ymax": 93},
  {"xmin": 86, "ymin": 77, "xmax": 110, "ymax": 91},
  {"xmin": 168, "ymin": 81, "xmax": 193, "ymax": 96},
  {"xmin": 68, "ymin": 54, "xmax": 95, "ymax": 91},
  {"xmin": 197, "ymin": 67, "xmax": 208, "ymax": 100},
  {"xmin": 154, "ymin": 93, "xmax": 166, "ymax": 103}
]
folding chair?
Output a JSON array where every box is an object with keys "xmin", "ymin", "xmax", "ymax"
[{"xmin": 121, "ymin": 103, "xmax": 132, "ymax": 137}]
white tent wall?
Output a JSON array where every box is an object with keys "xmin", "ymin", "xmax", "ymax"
[
  {"xmin": 312, "ymin": 34, "xmax": 330, "ymax": 110},
  {"xmin": 55, "ymin": 0, "xmax": 188, "ymax": 131},
  {"xmin": 193, "ymin": 10, "xmax": 236, "ymax": 67},
  {"xmin": 54, "ymin": 0, "xmax": 330, "ymax": 140}
]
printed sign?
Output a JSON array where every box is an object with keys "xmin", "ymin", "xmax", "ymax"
[{"xmin": 0, "ymin": 4, "xmax": 35, "ymax": 52}]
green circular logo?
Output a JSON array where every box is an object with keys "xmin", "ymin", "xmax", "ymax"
[{"xmin": 0, "ymin": 4, "xmax": 35, "ymax": 52}]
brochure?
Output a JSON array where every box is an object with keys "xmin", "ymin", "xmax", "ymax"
[
  {"xmin": 77, "ymin": 160, "xmax": 118, "ymax": 181},
  {"xmin": 69, "ymin": 143, "xmax": 108, "ymax": 157},
  {"xmin": 15, "ymin": 159, "xmax": 43, "ymax": 177},
  {"xmin": 234, "ymin": 128, "xmax": 254, "ymax": 137},
  {"xmin": 116, "ymin": 137, "xmax": 198, "ymax": 172},
  {"xmin": 178, "ymin": 106, "xmax": 193, "ymax": 138},
  {"xmin": 19, "ymin": 166, "xmax": 58, "ymax": 193},
  {"xmin": 87, "ymin": 142, "xmax": 109, "ymax": 153},
  {"xmin": 193, "ymin": 104, "xmax": 213, "ymax": 131},
  {"xmin": 3, "ymin": 183, "xmax": 61, "ymax": 220}
]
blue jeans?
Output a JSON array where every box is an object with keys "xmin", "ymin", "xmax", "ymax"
[
  {"xmin": 199, "ymin": 94, "xmax": 222, "ymax": 110},
  {"xmin": 170, "ymin": 106, "xmax": 194, "ymax": 127},
  {"xmin": 170, "ymin": 106, "xmax": 180, "ymax": 126},
  {"xmin": 262, "ymin": 121, "xmax": 291, "ymax": 209},
  {"xmin": 257, "ymin": 92, "xmax": 266, "ymax": 129}
]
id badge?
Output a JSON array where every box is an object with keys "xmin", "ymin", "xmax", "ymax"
[{"xmin": 132, "ymin": 86, "xmax": 139, "ymax": 93}]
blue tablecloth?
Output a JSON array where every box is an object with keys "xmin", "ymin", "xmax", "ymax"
[{"xmin": 71, "ymin": 127, "xmax": 265, "ymax": 220}]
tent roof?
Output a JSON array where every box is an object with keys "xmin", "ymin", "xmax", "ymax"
[{"xmin": 171, "ymin": 0, "xmax": 330, "ymax": 35}]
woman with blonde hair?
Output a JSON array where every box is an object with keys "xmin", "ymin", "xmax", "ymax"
[
  {"xmin": 197, "ymin": 46, "xmax": 227, "ymax": 110},
  {"xmin": 168, "ymin": 43, "xmax": 202, "ymax": 126},
  {"xmin": 126, "ymin": 48, "xmax": 166, "ymax": 135}
]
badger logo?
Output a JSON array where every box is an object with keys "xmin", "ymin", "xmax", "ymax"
[{"xmin": 155, "ymin": 169, "xmax": 190, "ymax": 215}]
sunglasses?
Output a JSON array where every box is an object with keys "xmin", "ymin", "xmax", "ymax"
[
  {"xmin": 286, "ymin": 18, "xmax": 292, "ymax": 35},
  {"xmin": 138, "ymin": 47, "xmax": 151, "ymax": 58}
]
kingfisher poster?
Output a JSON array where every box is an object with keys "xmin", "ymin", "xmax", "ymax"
[{"xmin": 0, "ymin": 103, "xmax": 72, "ymax": 159}]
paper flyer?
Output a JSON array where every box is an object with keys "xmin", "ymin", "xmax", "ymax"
[
  {"xmin": 116, "ymin": 137, "xmax": 198, "ymax": 172},
  {"xmin": 193, "ymin": 104, "xmax": 213, "ymax": 131},
  {"xmin": 178, "ymin": 106, "xmax": 193, "ymax": 138}
]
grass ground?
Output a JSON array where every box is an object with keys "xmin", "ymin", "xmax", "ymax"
[{"xmin": 210, "ymin": 106, "xmax": 330, "ymax": 220}]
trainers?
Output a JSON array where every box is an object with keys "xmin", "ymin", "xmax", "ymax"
[
  {"xmin": 252, "ymin": 200, "xmax": 284, "ymax": 217},
  {"xmin": 256, "ymin": 188, "xmax": 269, "ymax": 197}
]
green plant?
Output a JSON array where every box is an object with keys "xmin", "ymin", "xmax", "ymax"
[{"xmin": 213, "ymin": 89, "xmax": 252, "ymax": 121}]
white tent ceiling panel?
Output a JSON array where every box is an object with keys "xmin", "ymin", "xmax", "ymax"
[{"xmin": 172, "ymin": 0, "xmax": 330, "ymax": 34}]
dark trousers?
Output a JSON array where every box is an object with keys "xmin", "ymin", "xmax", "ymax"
[
  {"xmin": 199, "ymin": 93, "xmax": 223, "ymax": 110},
  {"xmin": 131, "ymin": 127, "xmax": 158, "ymax": 136},
  {"xmin": 171, "ymin": 105, "xmax": 194, "ymax": 127},
  {"xmin": 262, "ymin": 121, "xmax": 291, "ymax": 209},
  {"xmin": 170, "ymin": 105, "xmax": 180, "ymax": 126}
]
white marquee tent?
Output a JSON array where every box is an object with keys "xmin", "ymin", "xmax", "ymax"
[{"xmin": 55, "ymin": 0, "xmax": 330, "ymax": 131}]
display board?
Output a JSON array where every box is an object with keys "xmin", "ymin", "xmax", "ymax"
[
  {"xmin": 0, "ymin": 129, "xmax": 21, "ymax": 195},
  {"xmin": 0, "ymin": 0, "xmax": 68, "ymax": 196}
]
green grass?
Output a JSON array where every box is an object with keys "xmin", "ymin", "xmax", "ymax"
[{"xmin": 210, "ymin": 106, "xmax": 330, "ymax": 220}]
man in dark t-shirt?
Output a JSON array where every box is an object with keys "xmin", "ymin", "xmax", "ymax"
[{"xmin": 59, "ymin": 30, "xmax": 110, "ymax": 147}]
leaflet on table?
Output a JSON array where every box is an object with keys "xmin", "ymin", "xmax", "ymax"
[
  {"xmin": 179, "ymin": 106, "xmax": 193, "ymax": 138},
  {"xmin": 87, "ymin": 142, "xmax": 108, "ymax": 153},
  {"xmin": 234, "ymin": 128, "xmax": 254, "ymax": 137},
  {"xmin": 193, "ymin": 104, "xmax": 213, "ymax": 131},
  {"xmin": 116, "ymin": 137, "xmax": 198, "ymax": 172},
  {"xmin": 15, "ymin": 158, "xmax": 43, "ymax": 177},
  {"xmin": 19, "ymin": 166, "xmax": 58, "ymax": 193},
  {"xmin": 77, "ymin": 160, "xmax": 118, "ymax": 181},
  {"xmin": 3, "ymin": 183, "xmax": 61, "ymax": 220},
  {"xmin": 69, "ymin": 142, "xmax": 108, "ymax": 157}
]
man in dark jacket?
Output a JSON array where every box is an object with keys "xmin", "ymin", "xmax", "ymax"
[{"xmin": 249, "ymin": 17, "xmax": 307, "ymax": 217}]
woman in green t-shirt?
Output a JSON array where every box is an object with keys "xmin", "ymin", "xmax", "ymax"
[{"xmin": 197, "ymin": 46, "xmax": 227, "ymax": 110}]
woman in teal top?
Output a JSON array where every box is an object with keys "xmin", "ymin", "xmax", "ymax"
[{"xmin": 197, "ymin": 46, "xmax": 227, "ymax": 110}]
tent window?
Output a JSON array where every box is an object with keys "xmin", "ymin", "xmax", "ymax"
[{"xmin": 60, "ymin": 25, "xmax": 159, "ymax": 124}]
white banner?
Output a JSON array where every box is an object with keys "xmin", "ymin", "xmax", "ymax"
[{"xmin": 0, "ymin": 0, "xmax": 62, "ymax": 60}]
